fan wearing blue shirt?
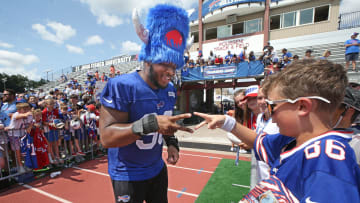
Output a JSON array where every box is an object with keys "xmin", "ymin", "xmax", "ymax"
[
  {"xmin": 99, "ymin": 4, "xmax": 194, "ymax": 203},
  {"xmin": 194, "ymin": 60, "xmax": 360, "ymax": 202},
  {"xmin": 345, "ymin": 32, "xmax": 360, "ymax": 71}
]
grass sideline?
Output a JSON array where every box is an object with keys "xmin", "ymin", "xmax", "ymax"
[{"xmin": 195, "ymin": 159, "xmax": 251, "ymax": 203}]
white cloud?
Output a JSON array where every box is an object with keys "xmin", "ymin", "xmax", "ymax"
[
  {"xmin": 79, "ymin": 0, "xmax": 198, "ymax": 27},
  {"xmin": 66, "ymin": 44, "xmax": 84, "ymax": 54},
  {"xmin": 0, "ymin": 41, "xmax": 14, "ymax": 49},
  {"xmin": 0, "ymin": 49, "xmax": 40, "ymax": 80},
  {"xmin": 32, "ymin": 21, "xmax": 76, "ymax": 44},
  {"xmin": 120, "ymin": 40, "xmax": 141, "ymax": 54},
  {"xmin": 85, "ymin": 35, "xmax": 104, "ymax": 45},
  {"xmin": 110, "ymin": 43, "xmax": 116, "ymax": 50},
  {"xmin": 340, "ymin": 0, "xmax": 360, "ymax": 13}
]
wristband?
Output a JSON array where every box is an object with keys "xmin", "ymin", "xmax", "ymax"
[
  {"xmin": 164, "ymin": 135, "xmax": 180, "ymax": 152},
  {"xmin": 221, "ymin": 115, "xmax": 236, "ymax": 132},
  {"xmin": 132, "ymin": 114, "xmax": 159, "ymax": 137}
]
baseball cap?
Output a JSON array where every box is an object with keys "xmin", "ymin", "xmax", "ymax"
[
  {"xmin": 244, "ymin": 85, "xmax": 259, "ymax": 99},
  {"xmin": 352, "ymin": 32, "xmax": 359, "ymax": 36},
  {"xmin": 343, "ymin": 87, "xmax": 360, "ymax": 112},
  {"xmin": 87, "ymin": 104, "xmax": 96, "ymax": 111}
]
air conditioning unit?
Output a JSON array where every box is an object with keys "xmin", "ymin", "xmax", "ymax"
[{"xmin": 226, "ymin": 14, "xmax": 237, "ymax": 24}]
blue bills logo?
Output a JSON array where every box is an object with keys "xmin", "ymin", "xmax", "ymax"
[
  {"xmin": 117, "ymin": 195, "xmax": 130, "ymax": 202},
  {"xmin": 157, "ymin": 101, "xmax": 165, "ymax": 109},
  {"xmin": 164, "ymin": 30, "xmax": 183, "ymax": 50}
]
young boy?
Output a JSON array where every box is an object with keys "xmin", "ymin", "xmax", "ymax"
[
  {"xmin": 195, "ymin": 60, "xmax": 360, "ymax": 202},
  {"xmin": 6, "ymin": 102, "xmax": 33, "ymax": 173},
  {"xmin": 59, "ymin": 104, "xmax": 74, "ymax": 159},
  {"xmin": 30, "ymin": 109, "xmax": 49, "ymax": 170},
  {"xmin": 42, "ymin": 98, "xmax": 61, "ymax": 164}
]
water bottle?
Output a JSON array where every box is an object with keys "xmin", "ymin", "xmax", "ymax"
[{"xmin": 50, "ymin": 171, "xmax": 61, "ymax": 178}]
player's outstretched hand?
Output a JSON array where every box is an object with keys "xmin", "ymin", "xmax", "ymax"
[
  {"xmin": 156, "ymin": 113, "xmax": 193, "ymax": 135},
  {"xmin": 193, "ymin": 112, "xmax": 226, "ymax": 130}
]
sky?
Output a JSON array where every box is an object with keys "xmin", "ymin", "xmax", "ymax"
[
  {"xmin": 0, "ymin": 0, "xmax": 197, "ymax": 81},
  {"xmin": 0, "ymin": 0, "xmax": 358, "ymax": 81}
]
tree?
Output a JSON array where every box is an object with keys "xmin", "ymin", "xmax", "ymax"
[{"xmin": 0, "ymin": 73, "xmax": 47, "ymax": 93}]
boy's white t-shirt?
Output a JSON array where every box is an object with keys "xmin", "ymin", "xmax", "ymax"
[
  {"xmin": 8, "ymin": 112, "xmax": 33, "ymax": 137},
  {"xmin": 251, "ymin": 113, "xmax": 279, "ymax": 188}
]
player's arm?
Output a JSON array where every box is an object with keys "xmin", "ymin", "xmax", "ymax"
[{"xmin": 100, "ymin": 106, "xmax": 193, "ymax": 148}]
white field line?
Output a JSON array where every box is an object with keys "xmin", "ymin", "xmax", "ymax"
[
  {"xmin": 231, "ymin": 183, "xmax": 251, "ymax": 189},
  {"xmin": 167, "ymin": 165, "xmax": 213, "ymax": 174},
  {"xmin": 72, "ymin": 166, "xmax": 200, "ymax": 198},
  {"xmin": 20, "ymin": 183, "xmax": 73, "ymax": 203}
]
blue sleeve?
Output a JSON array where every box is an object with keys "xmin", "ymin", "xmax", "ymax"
[
  {"xmin": 100, "ymin": 78, "xmax": 131, "ymax": 112},
  {"xmin": 254, "ymin": 133, "xmax": 294, "ymax": 166},
  {"xmin": 0, "ymin": 113, "xmax": 10, "ymax": 127}
]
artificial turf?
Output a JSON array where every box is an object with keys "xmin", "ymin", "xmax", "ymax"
[{"xmin": 195, "ymin": 159, "xmax": 251, "ymax": 203}]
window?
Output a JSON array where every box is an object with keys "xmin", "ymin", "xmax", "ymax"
[
  {"xmin": 270, "ymin": 15, "xmax": 281, "ymax": 30},
  {"xmin": 232, "ymin": 22, "xmax": 244, "ymax": 35},
  {"xmin": 300, "ymin": 8, "xmax": 313, "ymax": 25},
  {"xmin": 245, "ymin": 19, "xmax": 261, "ymax": 33},
  {"xmin": 282, "ymin": 11, "xmax": 296, "ymax": 28},
  {"xmin": 205, "ymin": 27, "xmax": 217, "ymax": 40},
  {"xmin": 314, "ymin": 5, "xmax": 329, "ymax": 22},
  {"xmin": 191, "ymin": 31, "xmax": 199, "ymax": 43},
  {"xmin": 217, "ymin": 25, "xmax": 232, "ymax": 38}
]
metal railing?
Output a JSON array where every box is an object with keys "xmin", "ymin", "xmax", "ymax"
[
  {"xmin": 338, "ymin": 11, "xmax": 360, "ymax": 30},
  {"xmin": 0, "ymin": 126, "xmax": 105, "ymax": 183}
]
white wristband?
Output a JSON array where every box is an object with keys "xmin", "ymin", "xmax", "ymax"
[{"xmin": 221, "ymin": 115, "xmax": 236, "ymax": 132}]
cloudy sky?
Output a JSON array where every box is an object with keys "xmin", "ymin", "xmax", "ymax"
[
  {"xmin": 0, "ymin": 0, "xmax": 358, "ymax": 81},
  {"xmin": 0, "ymin": 0, "xmax": 197, "ymax": 80}
]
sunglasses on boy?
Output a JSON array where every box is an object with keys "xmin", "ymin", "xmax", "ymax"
[{"xmin": 265, "ymin": 96, "xmax": 331, "ymax": 115}]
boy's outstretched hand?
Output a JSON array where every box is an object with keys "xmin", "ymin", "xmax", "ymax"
[{"xmin": 193, "ymin": 112, "xmax": 226, "ymax": 130}]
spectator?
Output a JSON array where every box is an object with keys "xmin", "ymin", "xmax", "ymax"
[
  {"xmin": 304, "ymin": 49, "xmax": 313, "ymax": 59},
  {"xmin": 1, "ymin": 89, "xmax": 17, "ymax": 118},
  {"xmin": 281, "ymin": 56, "xmax": 291, "ymax": 69},
  {"xmin": 42, "ymin": 98, "xmax": 61, "ymax": 164},
  {"xmin": 345, "ymin": 32, "xmax": 360, "ymax": 72},
  {"xmin": 230, "ymin": 54, "xmax": 238, "ymax": 64},
  {"xmin": 248, "ymin": 51, "xmax": 256, "ymax": 62},
  {"xmin": 94, "ymin": 70, "xmax": 99, "ymax": 81},
  {"xmin": 101, "ymin": 72, "xmax": 108, "ymax": 82},
  {"xmin": 281, "ymin": 48, "xmax": 292, "ymax": 60},
  {"xmin": 28, "ymin": 95, "xmax": 39, "ymax": 110},
  {"xmin": 225, "ymin": 50, "xmax": 232, "ymax": 64},
  {"xmin": 7, "ymin": 101, "xmax": 33, "ymax": 173},
  {"xmin": 0, "ymin": 111, "xmax": 10, "ymax": 169},
  {"xmin": 239, "ymin": 46, "xmax": 248, "ymax": 62},
  {"xmin": 214, "ymin": 55, "xmax": 223, "ymax": 65},
  {"xmin": 109, "ymin": 65, "xmax": 115, "ymax": 78},
  {"xmin": 293, "ymin": 54, "xmax": 299, "ymax": 61},
  {"xmin": 320, "ymin": 49, "xmax": 331, "ymax": 60},
  {"xmin": 208, "ymin": 50, "xmax": 215, "ymax": 65}
]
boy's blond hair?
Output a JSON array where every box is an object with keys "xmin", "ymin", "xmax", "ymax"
[
  {"xmin": 33, "ymin": 109, "xmax": 42, "ymax": 116},
  {"xmin": 45, "ymin": 98, "xmax": 55, "ymax": 105},
  {"xmin": 16, "ymin": 102, "xmax": 30, "ymax": 110},
  {"xmin": 263, "ymin": 60, "xmax": 348, "ymax": 113}
]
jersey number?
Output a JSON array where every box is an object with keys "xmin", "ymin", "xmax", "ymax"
[
  {"xmin": 304, "ymin": 140, "xmax": 345, "ymax": 160},
  {"xmin": 135, "ymin": 110, "xmax": 172, "ymax": 150}
]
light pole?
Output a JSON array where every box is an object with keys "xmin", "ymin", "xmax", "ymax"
[
  {"xmin": 2, "ymin": 78, "xmax": 6, "ymax": 90},
  {"xmin": 44, "ymin": 69, "xmax": 52, "ymax": 82}
]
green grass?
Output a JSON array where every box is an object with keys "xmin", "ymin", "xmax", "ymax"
[{"xmin": 195, "ymin": 159, "xmax": 251, "ymax": 203}]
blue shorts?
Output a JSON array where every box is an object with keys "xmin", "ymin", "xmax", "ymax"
[
  {"xmin": 74, "ymin": 129, "xmax": 85, "ymax": 140},
  {"xmin": 63, "ymin": 130, "xmax": 71, "ymax": 141},
  {"xmin": 45, "ymin": 130, "xmax": 59, "ymax": 142}
]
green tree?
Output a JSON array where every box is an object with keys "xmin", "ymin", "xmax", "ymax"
[{"xmin": 0, "ymin": 73, "xmax": 47, "ymax": 93}]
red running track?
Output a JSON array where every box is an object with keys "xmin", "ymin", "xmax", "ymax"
[{"xmin": 0, "ymin": 149, "xmax": 249, "ymax": 203}]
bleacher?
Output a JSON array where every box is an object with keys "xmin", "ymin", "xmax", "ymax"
[{"xmin": 38, "ymin": 61, "xmax": 142, "ymax": 92}]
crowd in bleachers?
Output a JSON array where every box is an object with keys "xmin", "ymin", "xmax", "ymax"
[{"xmin": 0, "ymin": 65, "xmax": 126, "ymax": 180}]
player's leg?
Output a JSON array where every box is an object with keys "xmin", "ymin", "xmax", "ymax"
[
  {"xmin": 111, "ymin": 179, "xmax": 147, "ymax": 203},
  {"xmin": 145, "ymin": 165, "xmax": 168, "ymax": 203},
  {"xmin": 345, "ymin": 54, "xmax": 350, "ymax": 70}
]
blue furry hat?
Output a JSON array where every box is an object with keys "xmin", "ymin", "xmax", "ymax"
[{"xmin": 135, "ymin": 4, "xmax": 189, "ymax": 69}]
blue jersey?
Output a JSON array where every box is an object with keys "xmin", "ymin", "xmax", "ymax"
[
  {"xmin": 100, "ymin": 71, "xmax": 177, "ymax": 181},
  {"xmin": 345, "ymin": 39, "xmax": 360, "ymax": 54},
  {"xmin": 251, "ymin": 130, "xmax": 360, "ymax": 202}
]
